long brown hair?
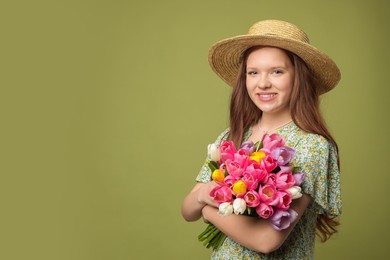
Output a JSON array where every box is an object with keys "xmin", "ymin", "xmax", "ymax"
[{"xmin": 228, "ymin": 46, "xmax": 340, "ymax": 241}]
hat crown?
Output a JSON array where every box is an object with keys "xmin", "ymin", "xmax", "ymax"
[{"xmin": 248, "ymin": 20, "xmax": 309, "ymax": 44}]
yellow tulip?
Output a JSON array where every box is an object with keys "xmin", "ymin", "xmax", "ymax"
[
  {"xmin": 249, "ymin": 151, "xmax": 266, "ymax": 163},
  {"xmin": 212, "ymin": 169, "xmax": 225, "ymax": 182},
  {"xmin": 232, "ymin": 180, "xmax": 247, "ymax": 195}
]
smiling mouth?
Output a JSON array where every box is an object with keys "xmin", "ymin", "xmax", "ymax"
[
  {"xmin": 258, "ymin": 93, "xmax": 276, "ymax": 98},
  {"xmin": 256, "ymin": 93, "xmax": 277, "ymax": 102}
]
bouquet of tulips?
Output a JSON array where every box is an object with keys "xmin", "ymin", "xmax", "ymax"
[{"xmin": 198, "ymin": 133, "xmax": 305, "ymax": 250}]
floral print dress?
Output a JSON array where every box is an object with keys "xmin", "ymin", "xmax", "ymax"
[{"xmin": 195, "ymin": 123, "xmax": 342, "ymax": 260}]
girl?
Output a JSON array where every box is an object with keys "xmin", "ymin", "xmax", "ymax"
[{"xmin": 181, "ymin": 20, "xmax": 342, "ymax": 259}]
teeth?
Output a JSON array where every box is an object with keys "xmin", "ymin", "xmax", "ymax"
[{"xmin": 259, "ymin": 94, "xmax": 275, "ymax": 98}]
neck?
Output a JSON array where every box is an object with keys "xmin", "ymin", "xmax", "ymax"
[{"xmin": 258, "ymin": 112, "xmax": 292, "ymax": 133}]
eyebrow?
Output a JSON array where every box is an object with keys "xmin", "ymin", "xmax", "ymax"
[{"xmin": 246, "ymin": 65, "xmax": 289, "ymax": 70}]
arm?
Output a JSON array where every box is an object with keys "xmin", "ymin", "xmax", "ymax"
[
  {"xmin": 201, "ymin": 193, "xmax": 312, "ymax": 254},
  {"xmin": 181, "ymin": 181, "xmax": 219, "ymax": 222}
]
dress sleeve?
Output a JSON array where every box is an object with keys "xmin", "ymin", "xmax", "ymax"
[
  {"xmin": 296, "ymin": 134, "xmax": 342, "ymax": 216},
  {"xmin": 195, "ymin": 128, "xmax": 230, "ymax": 184}
]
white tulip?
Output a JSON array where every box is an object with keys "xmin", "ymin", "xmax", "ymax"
[
  {"xmin": 208, "ymin": 143, "xmax": 221, "ymax": 161},
  {"xmin": 233, "ymin": 198, "xmax": 246, "ymax": 215},
  {"xmin": 218, "ymin": 202, "xmax": 233, "ymax": 216},
  {"xmin": 287, "ymin": 186, "xmax": 303, "ymax": 200}
]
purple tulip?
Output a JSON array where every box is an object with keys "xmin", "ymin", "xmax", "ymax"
[
  {"xmin": 270, "ymin": 209, "xmax": 298, "ymax": 231},
  {"xmin": 293, "ymin": 172, "xmax": 305, "ymax": 186},
  {"xmin": 271, "ymin": 146, "xmax": 296, "ymax": 166},
  {"xmin": 240, "ymin": 141, "xmax": 256, "ymax": 154}
]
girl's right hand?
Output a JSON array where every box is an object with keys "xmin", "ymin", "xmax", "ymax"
[
  {"xmin": 181, "ymin": 181, "xmax": 220, "ymax": 222},
  {"xmin": 195, "ymin": 181, "xmax": 219, "ymax": 208}
]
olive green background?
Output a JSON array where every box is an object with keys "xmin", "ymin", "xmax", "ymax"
[{"xmin": 1, "ymin": 0, "xmax": 389, "ymax": 259}]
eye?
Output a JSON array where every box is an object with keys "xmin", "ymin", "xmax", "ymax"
[
  {"xmin": 247, "ymin": 71, "xmax": 257, "ymax": 75},
  {"xmin": 272, "ymin": 69, "xmax": 284, "ymax": 75}
]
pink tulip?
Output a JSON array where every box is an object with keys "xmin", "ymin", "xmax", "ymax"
[
  {"xmin": 275, "ymin": 191, "xmax": 292, "ymax": 210},
  {"xmin": 260, "ymin": 155, "xmax": 278, "ymax": 172},
  {"xmin": 234, "ymin": 149, "xmax": 249, "ymax": 168},
  {"xmin": 262, "ymin": 133, "xmax": 286, "ymax": 152},
  {"xmin": 243, "ymin": 190, "xmax": 261, "ymax": 207},
  {"xmin": 220, "ymin": 141, "xmax": 236, "ymax": 162},
  {"xmin": 210, "ymin": 185, "xmax": 233, "ymax": 204},
  {"xmin": 255, "ymin": 202, "xmax": 274, "ymax": 219},
  {"xmin": 266, "ymin": 173, "xmax": 277, "ymax": 185},
  {"xmin": 219, "ymin": 162, "xmax": 227, "ymax": 172},
  {"xmin": 241, "ymin": 172, "xmax": 260, "ymax": 191},
  {"xmin": 225, "ymin": 159, "xmax": 245, "ymax": 178},
  {"xmin": 245, "ymin": 163, "xmax": 268, "ymax": 183},
  {"xmin": 258, "ymin": 184, "xmax": 278, "ymax": 206},
  {"xmin": 223, "ymin": 175, "xmax": 238, "ymax": 188},
  {"xmin": 275, "ymin": 170, "xmax": 295, "ymax": 190}
]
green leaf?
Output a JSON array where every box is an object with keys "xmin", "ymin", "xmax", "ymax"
[
  {"xmin": 208, "ymin": 161, "xmax": 219, "ymax": 172},
  {"xmin": 254, "ymin": 140, "xmax": 263, "ymax": 151}
]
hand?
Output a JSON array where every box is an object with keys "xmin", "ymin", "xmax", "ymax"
[{"xmin": 197, "ymin": 181, "xmax": 219, "ymax": 208}]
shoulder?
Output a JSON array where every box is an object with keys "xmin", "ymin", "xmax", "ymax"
[
  {"xmin": 302, "ymin": 132, "xmax": 330, "ymax": 149},
  {"xmin": 293, "ymin": 127, "xmax": 331, "ymax": 150},
  {"xmin": 290, "ymin": 128, "xmax": 336, "ymax": 162},
  {"xmin": 282, "ymin": 123, "xmax": 329, "ymax": 151}
]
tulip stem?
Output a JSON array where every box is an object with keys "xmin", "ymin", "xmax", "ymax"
[{"xmin": 198, "ymin": 224, "xmax": 226, "ymax": 250}]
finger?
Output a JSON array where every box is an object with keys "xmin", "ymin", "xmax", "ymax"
[{"xmin": 206, "ymin": 197, "xmax": 220, "ymax": 208}]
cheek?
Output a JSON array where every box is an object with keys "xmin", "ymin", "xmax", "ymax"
[
  {"xmin": 246, "ymin": 78, "xmax": 256, "ymax": 92},
  {"xmin": 277, "ymin": 78, "xmax": 293, "ymax": 94},
  {"xmin": 246, "ymin": 85, "xmax": 256, "ymax": 101}
]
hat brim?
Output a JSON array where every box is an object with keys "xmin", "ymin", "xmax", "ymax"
[{"xmin": 208, "ymin": 35, "xmax": 340, "ymax": 94}]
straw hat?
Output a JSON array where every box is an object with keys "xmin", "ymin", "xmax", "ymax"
[{"xmin": 208, "ymin": 20, "xmax": 340, "ymax": 94}]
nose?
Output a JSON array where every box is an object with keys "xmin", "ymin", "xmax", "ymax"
[{"xmin": 257, "ymin": 75, "xmax": 271, "ymax": 89}]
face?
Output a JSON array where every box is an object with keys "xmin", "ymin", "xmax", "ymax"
[{"xmin": 245, "ymin": 47, "xmax": 294, "ymax": 117}]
